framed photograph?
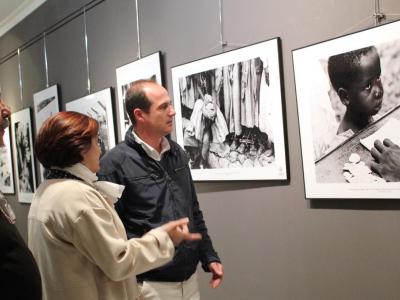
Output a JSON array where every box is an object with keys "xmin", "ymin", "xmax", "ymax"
[
  {"xmin": 172, "ymin": 38, "xmax": 287, "ymax": 181},
  {"xmin": 33, "ymin": 84, "xmax": 60, "ymax": 182},
  {"xmin": 116, "ymin": 51, "xmax": 163, "ymax": 141},
  {"xmin": 0, "ymin": 127, "xmax": 15, "ymax": 194},
  {"xmin": 293, "ymin": 20, "xmax": 400, "ymax": 199},
  {"xmin": 11, "ymin": 108, "xmax": 36, "ymax": 203},
  {"xmin": 66, "ymin": 88, "xmax": 116, "ymax": 156}
]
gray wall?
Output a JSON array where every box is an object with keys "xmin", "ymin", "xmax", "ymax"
[{"xmin": 1, "ymin": 0, "xmax": 400, "ymax": 299}]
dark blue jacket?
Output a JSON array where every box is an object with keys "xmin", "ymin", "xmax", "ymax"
[
  {"xmin": 0, "ymin": 192, "xmax": 42, "ymax": 299},
  {"xmin": 98, "ymin": 128, "xmax": 220, "ymax": 282}
]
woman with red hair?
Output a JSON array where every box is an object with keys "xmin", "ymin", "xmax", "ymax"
[{"xmin": 28, "ymin": 111, "xmax": 200, "ymax": 300}]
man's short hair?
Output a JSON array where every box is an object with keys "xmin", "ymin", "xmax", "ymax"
[
  {"xmin": 35, "ymin": 111, "xmax": 99, "ymax": 169},
  {"xmin": 125, "ymin": 79, "xmax": 157, "ymax": 126},
  {"xmin": 327, "ymin": 46, "xmax": 376, "ymax": 92}
]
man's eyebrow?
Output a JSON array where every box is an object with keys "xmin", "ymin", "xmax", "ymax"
[{"xmin": 159, "ymin": 100, "xmax": 172, "ymax": 106}]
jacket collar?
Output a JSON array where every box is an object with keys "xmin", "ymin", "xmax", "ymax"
[{"xmin": 125, "ymin": 126, "xmax": 179, "ymax": 157}]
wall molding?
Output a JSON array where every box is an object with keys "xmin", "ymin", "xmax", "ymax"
[{"xmin": 0, "ymin": 0, "xmax": 47, "ymax": 37}]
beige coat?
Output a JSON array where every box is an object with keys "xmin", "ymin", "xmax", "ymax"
[{"xmin": 28, "ymin": 178, "xmax": 174, "ymax": 300}]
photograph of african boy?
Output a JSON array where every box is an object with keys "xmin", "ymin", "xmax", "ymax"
[
  {"xmin": 116, "ymin": 52, "xmax": 163, "ymax": 141},
  {"xmin": 33, "ymin": 85, "xmax": 60, "ymax": 183},
  {"xmin": 66, "ymin": 88, "xmax": 116, "ymax": 156},
  {"xmin": 0, "ymin": 127, "xmax": 15, "ymax": 194},
  {"xmin": 293, "ymin": 20, "xmax": 400, "ymax": 199},
  {"xmin": 11, "ymin": 108, "xmax": 36, "ymax": 203},
  {"xmin": 172, "ymin": 38, "xmax": 287, "ymax": 181}
]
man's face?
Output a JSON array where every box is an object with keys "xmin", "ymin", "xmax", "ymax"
[
  {"xmin": 347, "ymin": 49, "xmax": 384, "ymax": 117},
  {"xmin": 140, "ymin": 83, "xmax": 176, "ymax": 137},
  {"xmin": 0, "ymin": 100, "xmax": 11, "ymax": 146}
]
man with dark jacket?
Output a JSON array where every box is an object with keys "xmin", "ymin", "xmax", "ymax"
[
  {"xmin": 0, "ymin": 99, "xmax": 42, "ymax": 300},
  {"xmin": 98, "ymin": 80, "xmax": 223, "ymax": 299}
]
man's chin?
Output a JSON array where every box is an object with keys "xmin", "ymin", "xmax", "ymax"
[{"xmin": 163, "ymin": 128, "xmax": 173, "ymax": 136}]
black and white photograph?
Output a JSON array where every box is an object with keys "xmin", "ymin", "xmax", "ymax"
[
  {"xmin": 65, "ymin": 88, "xmax": 116, "ymax": 156},
  {"xmin": 172, "ymin": 38, "xmax": 287, "ymax": 181},
  {"xmin": 293, "ymin": 20, "xmax": 400, "ymax": 199},
  {"xmin": 11, "ymin": 108, "xmax": 36, "ymax": 203},
  {"xmin": 33, "ymin": 85, "xmax": 60, "ymax": 182},
  {"xmin": 0, "ymin": 127, "xmax": 15, "ymax": 194},
  {"xmin": 116, "ymin": 52, "xmax": 163, "ymax": 141}
]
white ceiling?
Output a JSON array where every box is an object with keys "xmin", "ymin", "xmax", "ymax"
[{"xmin": 0, "ymin": 0, "xmax": 46, "ymax": 37}]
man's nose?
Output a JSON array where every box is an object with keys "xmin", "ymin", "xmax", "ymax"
[{"xmin": 169, "ymin": 106, "xmax": 176, "ymax": 116}]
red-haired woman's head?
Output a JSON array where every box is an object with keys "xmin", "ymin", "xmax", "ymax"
[{"xmin": 35, "ymin": 111, "xmax": 99, "ymax": 169}]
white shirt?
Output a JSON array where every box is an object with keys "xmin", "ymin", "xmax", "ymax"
[{"xmin": 132, "ymin": 130, "xmax": 170, "ymax": 161}]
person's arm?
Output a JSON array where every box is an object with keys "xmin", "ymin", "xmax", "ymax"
[
  {"xmin": 71, "ymin": 198, "xmax": 173, "ymax": 281},
  {"xmin": 71, "ymin": 191, "xmax": 200, "ymax": 282},
  {"xmin": 370, "ymin": 138, "xmax": 400, "ymax": 182}
]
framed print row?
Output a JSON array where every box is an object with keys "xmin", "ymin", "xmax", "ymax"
[
  {"xmin": 172, "ymin": 38, "xmax": 288, "ymax": 181},
  {"xmin": 28, "ymin": 48, "xmax": 288, "ymax": 186},
  {"xmin": 7, "ymin": 20, "xmax": 400, "ymax": 200},
  {"xmin": 293, "ymin": 19, "xmax": 400, "ymax": 199}
]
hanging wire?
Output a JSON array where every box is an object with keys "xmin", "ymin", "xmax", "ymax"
[
  {"xmin": 17, "ymin": 48, "xmax": 23, "ymax": 107},
  {"xmin": 135, "ymin": 0, "xmax": 142, "ymax": 59},
  {"xmin": 83, "ymin": 6, "xmax": 91, "ymax": 94},
  {"xmin": 200, "ymin": 0, "xmax": 237, "ymax": 57},
  {"xmin": 43, "ymin": 32, "xmax": 49, "ymax": 88},
  {"xmin": 374, "ymin": 0, "xmax": 386, "ymax": 25},
  {"xmin": 337, "ymin": 14, "xmax": 373, "ymax": 36},
  {"xmin": 337, "ymin": 0, "xmax": 400, "ymax": 36},
  {"xmin": 218, "ymin": 0, "xmax": 227, "ymax": 50}
]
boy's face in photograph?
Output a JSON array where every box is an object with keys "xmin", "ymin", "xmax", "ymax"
[{"xmin": 346, "ymin": 49, "xmax": 384, "ymax": 117}]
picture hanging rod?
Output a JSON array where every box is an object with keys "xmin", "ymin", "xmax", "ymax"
[{"xmin": 0, "ymin": 0, "xmax": 105, "ymax": 65}]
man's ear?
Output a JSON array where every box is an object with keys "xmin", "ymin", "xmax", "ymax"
[
  {"xmin": 337, "ymin": 88, "xmax": 350, "ymax": 106},
  {"xmin": 133, "ymin": 108, "xmax": 144, "ymax": 124}
]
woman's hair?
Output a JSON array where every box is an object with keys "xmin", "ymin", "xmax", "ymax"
[{"xmin": 35, "ymin": 111, "xmax": 99, "ymax": 169}]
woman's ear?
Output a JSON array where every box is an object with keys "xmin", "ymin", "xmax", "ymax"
[{"xmin": 337, "ymin": 88, "xmax": 350, "ymax": 106}]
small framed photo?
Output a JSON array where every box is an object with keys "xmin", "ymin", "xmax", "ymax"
[
  {"xmin": 116, "ymin": 52, "xmax": 163, "ymax": 141},
  {"xmin": 0, "ymin": 127, "xmax": 15, "ymax": 194},
  {"xmin": 11, "ymin": 108, "xmax": 36, "ymax": 203},
  {"xmin": 293, "ymin": 20, "xmax": 400, "ymax": 199},
  {"xmin": 33, "ymin": 84, "xmax": 60, "ymax": 182},
  {"xmin": 172, "ymin": 38, "xmax": 288, "ymax": 181},
  {"xmin": 65, "ymin": 88, "xmax": 116, "ymax": 156}
]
